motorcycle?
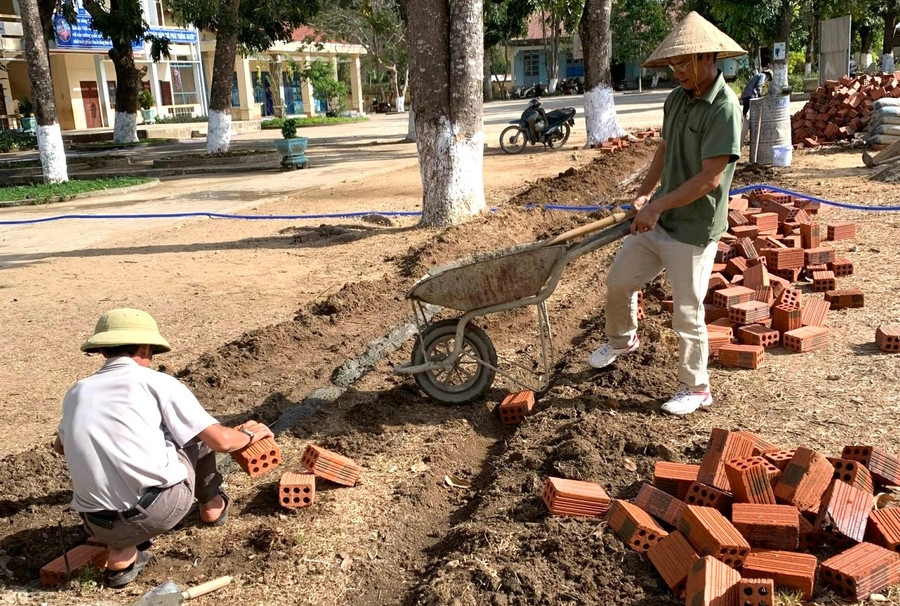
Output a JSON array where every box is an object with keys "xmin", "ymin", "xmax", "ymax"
[{"xmin": 499, "ymin": 98, "xmax": 575, "ymax": 154}]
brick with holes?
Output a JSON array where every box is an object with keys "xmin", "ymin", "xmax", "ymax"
[
  {"xmin": 647, "ymin": 530, "xmax": 699, "ymax": 597},
  {"xmin": 804, "ymin": 246, "xmax": 836, "ymax": 266},
  {"xmin": 654, "ymin": 461, "xmax": 700, "ymax": 500},
  {"xmin": 831, "ymin": 458, "xmax": 874, "ymax": 494},
  {"xmin": 819, "ymin": 542, "xmax": 900, "ymax": 601},
  {"xmin": 762, "ymin": 247, "xmax": 805, "ymax": 270},
  {"xmin": 815, "ymin": 479, "xmax": 872, "ymax": 542},
  {"xmin": 782, "ymin": 326, "xmax": 829, "ymax": 353},
  {"xmin": 728, "ymin": 301, "xmax": 770, "ymax": 325},
  {"xmin": 737, "ymin": 578, "xmax": 775, "ymax": 606},
  {"xmin": 772, "ymin": 305, "xmax": 802, "ymax": 335},
  {"xmin": 232, "ymin": 436, "xmax": 282, "ymax": 478},
  {"xmin": 713, "ymin": 286, "xmax": 755, "ymax": 309},
  {"xmin": 742, "ymin": 263, "xmax": 770, "ymax": 290},
  {"xmin": 731, "ymin": 225, "xmax": 760, "ymax": 240},
  {"xmin": 867, "ymin": 508, "xmax": 900, "ymax": 552},
  {"xmin": 799, "ymin": 222, "xmax": 820, "ymax": 248},
  {"xmin": 734, "ymin": 432, "xmax": 781, "ymax": 457},
  {"xmin": 498, "ymin": 390, "xmax": 534, "ymax": 425},
  {"xmin": 678, "ymin": 505, "xmax": 751, "ymax": 568},
  {"xmin": 824, "ymin": 288, "xmax": 865, "ymax": 309},
  {"xmin": 684, "ymin": 481, "xmax": 734, "ymax": 513},
  {"xmin": 724, "ymin": 459, "xmax": 778, "ymax": 505},
  {"xmin": 751, "ymin": 212, "xmax": 779, "ymax": 235},
  {"xmin": 698, "ymin": 429, "xmax": 757, "ymax": 492},
  {"xmin": 726, "ymin": 256, "xmax": 748, "ymax": 277},
  {"xmin": 811, "ymin": 270, "xmax": 836, "ymax": 292},
  {"xmin": 717, "ymin": 344, "xmax": 765, "ymax": 369},
  {"xmin": 740, "ymin": 549, "xmax": 817, "ymax": 599},
  {"xmin": 542, "ymin": 477, "xmax": 611, "ymax": 518},
  {"xmin": 685, "ymin": 556, "xmax": 741, "ymax": 606},
  {"xmin": 774, "ymin": 447, "xmax": 835, "ymax": 513},
  {"xmin": 606, "ymin": 499, "xmax": 668, "ymax": 552},
  {"xmin": 732, "ymin": 503, "xmax": 800, "ymax": 550},
  {"xmin": 763, "ymin": 450, "xmax": 796, "ymax": 471},
  {"xmin": 776, "ymin": 287, "xmax": 802, "ymax": 309},
  {"xmin": 842, "ymin": 446, "xmax": 900, "ymax": 486},
  {"xmin": 737, "ymin": 324, "xmax": 780, "ymax": 349},
  {"xmin": 279, "ymin": 472, "xmax": 315, "ymax": 508},
  {"xmin": 301, "ymin": 444, "xmax": 363, "ymax": 486},
  {"xmin": 800, "ymin": 297, "xmax": 830, "ymax": 328},
  {"xmin": 634, "ymin": 483, "xmax": 686, "ymax": 526},
  {"xmin": 733, "ymin": 237, "xmax": 759, "ymax": 259},
  {"xmin": 876, "ymin": 325, "xmax": 900, "ymax": 353},
  {"xmin": 828, "ymin": 257, "xmax": 854, "ymax": 277},
  {"xmin": 827, "ymin": 222, "xmax": 857, "ymax": 241}
]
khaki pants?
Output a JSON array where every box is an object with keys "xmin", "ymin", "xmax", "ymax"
[
  {"xmin": 605, "ymin": 225, "xmax": 718, "ymax": 390},
  {"xmin": 80, "ymin": 442, "xmax": 222, "ymax": 549}
]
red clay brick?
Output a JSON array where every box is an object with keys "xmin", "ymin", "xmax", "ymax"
[
  {"xmin": 741, "ymin": 549, "xmax": 817, "ymax": 599},
  {"xmin": 804, "ymin": 246, "xmax": 836, "ymax": 266},
  {"xmin": 728, "ymin": 301, "xmax": 770, "ymax": 325},
  {"xmin": 737, "ymin": 325, "xmax": 780, "ymax": 349},
  {"xmin": 678, "ymin": 505, "xmax": 751, "ymax": 568},
  {"xmin": 731, "ymin": 225, "xmax": 760, "ymax": 240},
  {"xmin": 279, "ymin": 472, "xmax": 315, "ymax": 508},
  {"xmin": 636, "ymin": 290, "xmax": 646, "ymax": 321},
  {"xmin": 708, "ymin": 320, "xmax": 736, "ymax": 338},
  {"xmin": 728, "ymin": 209, "xmax": 749, "ymax": 228},
  {"xmin": 654, "ymin": 461, "xmax": 700, "ymax": 500},
  {"xmin": 742, "ymin": 263, "xmax": 769, "ymax": 290},
  {"xmin": 733, "ymin": 237, "xmax": 759, "ymax": 260},
  {"xmin": 827, "ymin": 222, "xmax": 857, "ymax": 241},
  {"xmin": 751, "ymin": 213, "xmax": 779, "ymax": 235},
  {"xmin": 831, "ymin": 458, "xmax": 874, "ymax": 495},
  {"xmin": 773, "ymin": 447, "xmax": 835, "ymax": 513},
  {"xmin": 762, "ymin": 247, "xmax": 805, "ymax": 270},
  {"xmin": 726, "ymin": 256, "xmax": 748, "ymax": 277},
  {"xmin": 732, "ymin": 503, "xmax": 800, "ymax": 550},
  {"xmin": 40, "ymin": 544, "xmax": 108, "ymax": 587},
  {"xmin": 698, "ymin": 429, "xmax": 757, "ymax": 492},
  {"xmin": 733, "ymin": 432, "xmax": 781, "ymax": 456},
  {"xmin": 753, "ymin": 285, "xmax": 775, "ymax": 306},
  {"xmin": 799, "ymin": 222, "xmax": 820, "ymax": 248},
  {"xmin": 811, "ymin": 269, "xmax": 836, "ymax": 292},
  {"xmin": 842, "ymin": 445, "xmax": 900, "ymax": 486},
  {"xmin": 707, "ymin": 332, "xmax": 733, "ymax": 358},
  {"xmin": 232, "ymin": 436, "xmax": 282, "ymax": 477},
  {"xmin": 820, "ymin": 542, "xmax": 900, "ymax": 601},
  {"xmin": 725, "ymin": 458, "xmax": 779, "ymax": 504},
  {"xmin": 828, "ymin": 257, "xmax": 854, "ymax": 277},
  {"xmin": 542, "ymin": 477, "xmax": 611, "ymax": 518},
  {"xmin": 684, "ymin": 481, "xmax": 733, "ymax": 513},
  {"xmin": 763, "ymin": 449, "xmax": 796, "ymax": 471},
  {"xmin": 301, "ymin": 444, "xmax": 363, "ymax": 486},
  {"xmin": 713, "ymin": 286, "xmax": 755, "ymax": 309},
  {"xmin": 782, "ymin": 326, "xmax": 829, "ymax": 353},
  {"xmin": 717, "ymin": 344, "xmax": 765, "ymax": 369},
  {"xmin": 800, "ymin": 297, "xmax": 830, "ymax": 328},
  {"xmin": 824, "ymin": 288, "xmax": 865, "ymax": 309},
  {"xmin": 685, "ymin": 556, "xmax": 741, "ymax": 606},
  {"xmin": 498, "ymin": 390, "xmax": 535, "ymax": 425},
  {"xmin": 815, "ymin": 479, "xmax": 872, "ymax": 542},
  {"xmin": 876, "ymin": 325, "xmax": 900, "ymax": 352},
  {"xmin": 728, "ymin": 196, "xmax": 750, "ymax": 211},
  {"xmin": 737, "ymin": 578, "xmax": 775, "ymax": 606},
  {"xmin": 867, "ymin": 508, "xmax": 900, "ymax": 552},
  {"xmin": 647, "ymin": 530, "xmax": 699, "ymax": 597},
  {"xmin": 606, "ymin": 499, "xmax": 668, "ymax": 552},
  {"xmin": 634, "ymin": 483, "xmax": 686, "ymax": 526}
]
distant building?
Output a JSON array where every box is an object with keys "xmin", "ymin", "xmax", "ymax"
[{"xmin": 510, "ymin": 13, "xmax": 583, "ymax": 87}]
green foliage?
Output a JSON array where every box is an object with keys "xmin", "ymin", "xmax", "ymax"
[
  {"xmin": 17, "ymin": 96, "xmax": 34, "ymax": 118},
  {"xmin": 0, "ymin": 177, "xmax": 154, "ymax": 204},
  {"xmin": 153, "ymin": 114, "xmax": 209, "ymax": 124},
  {"xmin": 788, "ymin": 49, "xmax": 805, "ymax": 74},
  {"xmin": 611, "ymin": 0, "xmax": 669, "ymax": 63},
  {"xmin": 281, "ymin": 118, "xmax": 298, "ymax": 139},
  {"xmin": 261, "ymin": 116, "xmax": 368, "ymax": 128},
  {"xmin": 302, "ymin": 61, "xmax": 349, "ymax": 114},
  {"xmin": 484, "ymin": 0, "xmax": 533, "ymax": 48},
  {"xmin": 83, "ymin": 0, "xmax": 146, "ymax": 47},
  {"xmin": 0, "ymin": 130, "xmax": 37, "ymax": 152},
  {"xmin": 138, "ymin": 89, "xmax": 154, "ymax": 110}
]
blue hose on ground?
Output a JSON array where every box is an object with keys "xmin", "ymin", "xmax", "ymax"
[{"xmin": 0, "ymin": 184, "xmax": 896, "ymax": 226}]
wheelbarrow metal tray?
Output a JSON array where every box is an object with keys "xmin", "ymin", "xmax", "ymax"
[{"xmin": 407, "ymin": 244, "xmax": 568, "ymax": 312}]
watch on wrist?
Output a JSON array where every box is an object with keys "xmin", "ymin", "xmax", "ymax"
[{"xmin": 238, "ymin": 428, "xmax": 255, "ymax": 448}]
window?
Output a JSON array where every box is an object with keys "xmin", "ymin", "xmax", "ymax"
[
  {"xmin": 170, "ymin": 63, "xmax": 199, "ymax": 105},
  {"xmin": 523, "ymin": 52, "xmax": 540, "ymax": 78}
]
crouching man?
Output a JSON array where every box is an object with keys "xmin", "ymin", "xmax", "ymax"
[{"xmin": 53, "ymin": 308, "xmax": 273, "ymax": 587}]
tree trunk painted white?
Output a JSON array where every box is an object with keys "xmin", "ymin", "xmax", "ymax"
[
  {"xmin": 406, "ymin": 107, "xmax": 416, "ymax": 142},
  {"xmin": 114, "ymin": 111, "xmax": 139, "ymax": 143},
  {"xmin": 416, "ymin": 117, "xmax": 484, "ymax": 225},
  {"xmin": 883, "ymin": 54, "xmax": 895, "ymax": 74},
  {"xmin": 207, "ymin": 110, "xmax": 232, "ymax": 154},
  {"xmin": 584, "ymin": 84, "xmax": 624, "ymax": 145},
  {"xmin": 804, "ymin": 62, "xmax": 812, "ymax": 76},
  {"xmin": 37, "ymin": 123, "xmax": 68, "ymax": 184},
  {"xmin": 549, "ymin": 78, "xmax": 558, "ymax": 94},
  {"xmin": 396, "ymin": 96, "xmax": 405, "ymax": 112},
  {"xmin": 771, "ymin": 63, "xmax": 788, "ymax": 94}
]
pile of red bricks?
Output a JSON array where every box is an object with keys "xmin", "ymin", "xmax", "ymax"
[
  {"xmin": 591, "ymin": 129, "xmax": 660, "ymax": 154},
  {"xmin": 791, "ymin": 72, "xmax": 900, "ymax": 148},
  {"xmin": 548, "ymin": 428, "xmax": 900, "ymax": 603},
  {"xmin": 658, "ymin": 188, "xmax": 868, "ymax": 369}
]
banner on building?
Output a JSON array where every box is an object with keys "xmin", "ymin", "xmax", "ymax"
[{"xmin": 53, "ymin": 8, "xmax": 197, "ymax": 52}]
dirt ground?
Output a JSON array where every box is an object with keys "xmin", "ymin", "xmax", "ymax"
[{"xmin": 1, "ymin": 139, "xmax": 899, "ymax": 606}]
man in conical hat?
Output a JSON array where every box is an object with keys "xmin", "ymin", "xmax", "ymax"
[{"xmin": 588, "ymin": 12, "xmax": 745, "ymax": 415}]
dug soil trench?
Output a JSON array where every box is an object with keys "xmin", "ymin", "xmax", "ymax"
[{"xmin": 2, "ymin": 143, "xmax": 899, "ymax": 606}]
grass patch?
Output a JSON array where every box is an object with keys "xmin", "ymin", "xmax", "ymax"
[
  {"xmin": 70, "ymin": 138, "xmax": 177, "ymax": 151},
  {"xmin": 261, "ymin": 116, "xmax": 368, "ymax": 129},
  {"xmin": 0, "ymin": 177, "xmax": 154, "ymax": 204}
]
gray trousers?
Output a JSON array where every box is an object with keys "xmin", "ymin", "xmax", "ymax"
[{"xmin": 81, "ymin": 442, "xmax": 222, "ymax": 550}]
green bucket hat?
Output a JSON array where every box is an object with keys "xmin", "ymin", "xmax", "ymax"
[{"xmin": 81, "ymin": 308, "xmax": 172, "ymax": 353}]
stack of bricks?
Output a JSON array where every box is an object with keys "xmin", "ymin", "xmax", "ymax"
[
  {"xmin": 301, "ymin": 444, "xmax": 363, "ymax": 486},
  {"xmin": 790, "ymin": 72, "xmax": 900, "ymax": 148},
  {"xmin": 541, "ymin": 477, "xmax": 611, "ymax": 518},
  {"xmin": 653, "ymin": 187, "xmax": 871, "ymax": 367},
  {"xmin": 592, "ymin": 130, "xmax": 659, "ymax": 153},
  {"xmin": 599, "ymin": 427, "xmax": 900, "ymax": 603}
]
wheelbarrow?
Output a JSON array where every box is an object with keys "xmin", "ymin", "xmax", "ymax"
[{"xmin": 395, "ymin": 210, "xmax": 635, "ymax": 404}]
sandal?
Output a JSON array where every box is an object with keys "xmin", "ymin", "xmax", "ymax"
[
  {"xmin": 200, "ymin": 491, "xmax": 230, "ymax": 527},
  {"xmin": 107, "ymin": 549, "xmax": 151, "ymax": 588}
]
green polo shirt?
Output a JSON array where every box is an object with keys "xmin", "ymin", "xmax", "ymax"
[{"xmin": 653, "ymin": 71, "xmax": 741, "ymax": 247}]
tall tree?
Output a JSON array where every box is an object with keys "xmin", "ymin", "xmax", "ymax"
[
  {"xmin": 580, "ymin": 0, "xmax": 624, "ymax": 145},
  {"xmin": 880, "ymin": 0, "xmax": 896, "ymax": 72},
  {"xmin": 535, "ymin": 0, "xmax": 585, "ymax": 91},
  {"xmin": 402, "ymin": 0, "xmax": 485, "ymax": 227},
  {"xmin": 483, "ymin": 0, "xmax": 533, "ymax": 101},
  {"xmin": 19, "ymin": 0, "xmax": 67, "ymax": 182},
  {"xmin": 611, "ymin": 0, "xmax": 669, "ymax": 84},
  {"xmin": 169, "ymin": 0, "xmax": 321, "ymax": 153}
]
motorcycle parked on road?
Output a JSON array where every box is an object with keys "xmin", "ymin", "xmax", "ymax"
[{"xmin": 499, "ymin": 98, "xmax": 575, "ymax": 154}]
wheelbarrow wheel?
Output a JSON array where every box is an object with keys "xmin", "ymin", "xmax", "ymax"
[{"xmin": 412, "ymin": 319, "xmax": 497, "ymax": 405}]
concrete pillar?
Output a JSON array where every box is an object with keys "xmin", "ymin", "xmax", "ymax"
[
  {"xmin": 0, "ymin": 61, "xmax": 13, "ymax": 127},
  {"xmin": 93, "ymin": 55, "xmax": 111, "ymax": 127},
  {"xmin": 300, "ymin": 64, "xmax": 315, "ymax": 117},
  {"xmin": 234, "ymin": 56, "xmax": 256, "ymax": 120},
  {"xmin": 349, "ymin": 56, "xmax": 363, "ymax": 114},
  {"xmin": 149, "ymin": 61, "xmax": 164, "ymax": 115}
]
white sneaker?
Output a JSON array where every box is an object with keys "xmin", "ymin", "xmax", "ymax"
[
  {"xmin": 661, "ymin": 388, "xmax": 713, "ymax": 416},
  {"xmin": 588, "ymin": 335, "xmax": 640, "ymax": 369}
]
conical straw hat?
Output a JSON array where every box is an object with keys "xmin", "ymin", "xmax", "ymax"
[{"xmin": 643, "ymin": 12, "xmax": 746, "ymax": 68}]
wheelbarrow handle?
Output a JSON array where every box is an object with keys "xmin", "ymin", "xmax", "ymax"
[{"xmin": 541, "ymin": 209, "xmax": 636, "ymax": 247}]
